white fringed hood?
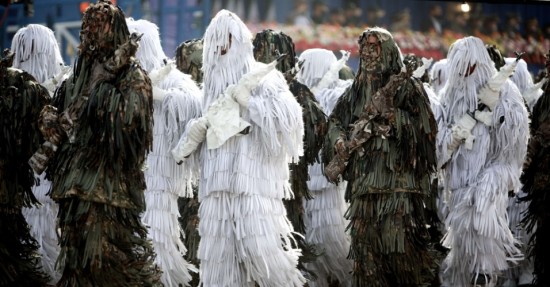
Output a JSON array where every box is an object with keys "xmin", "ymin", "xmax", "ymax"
[
  {"xmin": 126, "ymin": 18, "xmax": 167, "ymax": 73},
  {"xmin": 11, "ymin": 24, "xmax": 64, "ymax": 84},
  {"xmin": 442, "ymin": 36, "xmax": 496, "ymax": 120},
  {"xmin": 202, "ymin": 9, "xmax": 255, "ymax": 111}
]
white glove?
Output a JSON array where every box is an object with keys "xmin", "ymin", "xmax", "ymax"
[
  {"xmin": 149, "ymin": 61, "xmax": 174, "ymax": 86},
  {"xmin": 412, "ymin": 57, "xmax": 433, "ymax": 79},
  {"xmin": 226, "ymin": 83, "xmax": 251, "ymax": 107},
  {"xmin": 474, "ymin": 110, "xmax": 493, "ymax": 126},
  {"xmin": 152, "ymin": 86, "xmax": 166, "ymax": 101},
  {"xmin": 477, "ymin": 88, "xmax": 500, "ymax": 111},
  {"xmin": 171, "ymin": 117, "xmax": 209, "ymax": 163},
  {"xmin": 449, "ymin": 113, "xmax": 477, "ymax": 152}
]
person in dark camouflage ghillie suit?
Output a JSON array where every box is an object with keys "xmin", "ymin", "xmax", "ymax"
[
  {"xmin": 253, "ymin": 29, "xmax": 327, "ymax": 281},
  {"xmin": 176, "ymin": 38, "xmax": 204, "ymax": 84},
  {"xmin": 174, "ymin": 37, "xmax": 204, "ymax": 287},
  {"xmin": 323, "ymin": 27, "xmax": 437, "ymax": 287},
  {"xmin": 0, "ymin": 49, "xmax": 50, "ymax": 287},
  {"xmin": 521, "ymin": 51, "xmax": 550, "ymax": 287},
  {"xmin": 40, "ymin": 1, "xmax": 161, "ymax": 285}
]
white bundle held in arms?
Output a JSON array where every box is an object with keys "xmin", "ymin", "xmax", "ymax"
[
  {"xmin": 171, "ymin": 57, "xmax": 282, "ymax": 161},
  {"xmin": 127, "ymin": 17, "xmax": 203, "ymax": 287},
  {"xmin": 190, "ymin": 9, "xmax": 305, "ymax": 287},
  {"xmin": 436, "ymin": 36, "xmax": 529, "ymax": 286}
]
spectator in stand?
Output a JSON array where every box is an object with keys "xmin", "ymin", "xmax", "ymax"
[
  {"xmin": 420, "ymin": 4, "xmax": 444, "ymax": 35},
  {"xmin": 503, "ymin": 14, "xmax": 522, "ymax": 40},
  {"xmin": 327, "ymin": 8, "xmax": 346, "ymax": 27},
  {"xmin": 365, "ymin": 5, "xmax": 385, "ymax": 28},
  {"xmin": 543, "ymin": 24, "xmax": 550, "ymax": 40},
  {"xmin": 311, "ymin": 1, "xmax": 328, "ymax": 25},
  {"xmin": 343, "ymin": 2, "xmax": 364, "ymax": 27},
  {"xmin": 390, "ymin": 9, "xmax": 411, "ymax": 33},
  {"xmin": 525, "ymin": 17, "xmax": 543, "ymax": 42},
  {"xmin": 449, "ymin": 12, "xmax": 468, "ymax": 35},
  {"xmin": 466, "ymin": 14, "xmax": 483, "ymax": 36},
  {"xmin": 288, "ymin": 0, "xmax": 311, "ymax": 27},
  {"xmin": 482, "ymin": 15, "xmax": 501, "ymax": 39}
]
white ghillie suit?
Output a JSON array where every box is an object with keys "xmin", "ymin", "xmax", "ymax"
[
  {"xmin": 176, "ymin": 10, "xmax": 305, "ymax": 287},
  {"xmin": 11, "ymin": 23, "xmax": 69, "ymax": 284},
  {"xmin": 506, "ymin": 57, "xmax": 545, "ymax": 112},
  {"xmin": 436, "ymin": 36, "xmax": 529, "ymax": 286},
  {"xmin": 126, "ymin": 18, "xmax": 201, "ymax": 287},
  {"xmin": 422, "ymin": 81, "xmax": 450, "ymax": 235},
  {"xmin": 501, "ymin": 57, "xmax": 542, "ymax": 287},
  {"xmin": 296, "ymin": 48, "xmax": 353, "ymax": 287},
  {"xmin": 429, "ymin": 58, "xmax": 449, "ymax": 97}
]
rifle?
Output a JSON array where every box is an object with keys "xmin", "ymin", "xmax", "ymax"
[{"xmin": 324, "ymin": 62, "xmax": 414, "ymax": 183}]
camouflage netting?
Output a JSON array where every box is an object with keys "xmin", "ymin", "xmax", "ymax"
[
  {"xmin": 323, "ymin": 27, "xmax": 438, "ymax": 286},
  {"xmin": 44, "ymin": 1, "xmax": 161, "ymax": 285},
  {"xmin": 175, "ymin": 38, "xmax": 204, "ymax": 84},
  {"xmin": 522, "ymin": 53, "xmax": 550, "ymax": 286},
  {"xmin": 0, "ymin": 49, "xmax": 51, "ymax": 287},
  {"xmin": 253, "ymin": 29, "xmax": 327, "ymax": 280}
]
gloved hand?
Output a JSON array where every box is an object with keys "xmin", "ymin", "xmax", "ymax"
[
  {"xmin": 449, "ymin": 113, "xmax": 477, "ymax": 152},
  {"xmin": 334, "ymin": 137, "xmax": 350, "ymax": 159},
  {"xmin": 152, "ymin": 86, "xmax": 167, "ymax": 101},
  {"xmin": 477, "ymin": 88, "xmax": 500, "ymax": 111},
  {"xmin": 474, "ymin": 110, "xmax": 493, "ymax": 126},
  {"xmin": 226, "ymin": 82, "xmax": 251, "ymax": 107},
  {"xmin": 171, "ymin": 117, "xmax": 209, "ymax": 164}
]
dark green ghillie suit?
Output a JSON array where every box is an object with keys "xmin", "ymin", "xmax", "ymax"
[
  {"xmin": 175, "ymin": 38, "xmax": 204, "ymax": 286},
  {"xmin": 522, "ymin": 55, "xmax": 550, "ymax": 287},
  {"xmin": 0, "ymin": 49, "xmax": 50, "ymax": 287},
  {"xmin": 175, "ymin": 38, "xmax": 204, "ymax": 84},
  {"xmin": 323, "ymin": 27, "xmax": 437, "ymax": 287},
  {"xmin": 253, "ymin": 29, "xmax": 327, "ymax": 280},
  {"xmin": 43, "ymin": 1, "xmax": 161, "ymax": 286}
]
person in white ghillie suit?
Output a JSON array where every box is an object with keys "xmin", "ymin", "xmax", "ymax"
[
  {"xmin": 172, "ymin": 10, "xmax": 305, "ymax": 287},
  {"xmin": 506, "ymin": 57, "xmax": 546, "ymax": 113},
  {"xmin": 436, "ymin": 36, "xmax": 529, "ymax": 286},
  {"xmin": 295, "ymin": 48, "xmax": 353, "ymax": 287},
  {"xmin": 501, "ymin": 56, "xmax": 544, "ymax": 287},
  {"xmin": 430, "ymin": 58, "xmax": 449, "ymax": 96},
  {"xmin": 126, "ymin": 18, "xmax": 202, "ymax": 287},
  {"xmin": 11, "ymin": 23, "xmax": 71, "ymax": 284}
]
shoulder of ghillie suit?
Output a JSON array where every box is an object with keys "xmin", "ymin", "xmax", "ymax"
[
  {"xmin": 0, "ymin": 49, "xmax": 49, "ymax": 99},
  {"xmin": 0, "ymin": 49, "xmax": 50, "ymax": 207},
  {"xmin": 288, "ymin": 79, "xmax": 327, "ymax": 165}
]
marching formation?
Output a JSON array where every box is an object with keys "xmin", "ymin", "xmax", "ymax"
[{"xmin": 2, "ymin": 1, "xmax": 550, "ymax": 287}]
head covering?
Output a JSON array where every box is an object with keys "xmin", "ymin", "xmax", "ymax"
[
  {"xmin": 202, "ymin": 9, "xmax": 255, "ymax": 110},
  {"xmin": 126, "ymin": 18, "xmax": 167, "ymax": 73},
  {"xmin": 175, "ymin": 38, "xmax": 204, "ymax": 83},
  {"xmin": 11, "ymin": 24, "xmax": 64, "ymax": 83},
  {"xmin": 356, "ymin": 27, "xmax": 403, "ymax": 82},
  {"xmin": 252, "ymin": 29, "xmax": 296, "ymax": 74},
  {"xmin": 444, "ymin": 36, "xmax": 495, "ymax": 118},
  {"xmin": 78, "ymin": 0, "xmax": 130, "ymax": 61},
  {"xmin": 296, "ymin": 48, "xmax": 337, "ymax": 89}
]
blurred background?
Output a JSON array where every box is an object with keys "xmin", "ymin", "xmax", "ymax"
[{"xmin": 2, "ymin": 0, "xmax": 550, "ymax": 73}]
